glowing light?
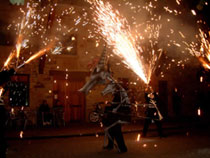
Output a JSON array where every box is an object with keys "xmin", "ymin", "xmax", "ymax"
[
  {"xmin": 0, "ymin": 87, "xmax": 4, "ymax": 97},
  {"xmin": 71, "ymin": 36, "xmax": 76, "ymax": 41},
  {"xmin": 16, "ymin": 34, "xmax": 23, "ymax": 59},
  {"xmin": 11, "ymin": 108, "xmax": 15, "ymax": 114},
  {"xmin": 200, "ymin": 76, "xmax": 203, "ymax": 82},
  {"xmin": 4, "ymin": 51, "xmax": 16, "ymax": 68},
  {"xmin": 191, "ymin": 10, "xmax": 196, "ymax": 16},
  {"xmin": 92, "ymin": 0, "xmax": 148, "ymax": 84},
  {"xmin": 136, "ymin": 133, "xmax": 141, "ymax": 142},
  {"xmin": 26, "ymin": 43, "xmax": 54, "ymax": 64},
  {"xmin": 199, "ymin": 57, "xmax": 210, "ymax": 70},
  {"xmin": 176, "ymin": 0, "xmax": 181, "ymax": 5},
  {"xmin": 143, "ymin": 144, "xmax": 147, "ymax": 147},
  {"xmin": 198, "ymin": 107, "xmax": 201, "ymax": 116},
  {"xmin": 20, "ymin": 131, "xmax": 24, "ymax": 138},
  {"xmin": 100, "ymin": 122, "xmax": 103, "ymax": 127}
]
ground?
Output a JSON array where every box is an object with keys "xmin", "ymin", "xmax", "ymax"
[{"xmin": 6, "ymin": 128, "xmax": 210, "ymax": 158}]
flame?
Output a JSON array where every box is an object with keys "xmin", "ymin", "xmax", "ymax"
[
  {"xmin": 197, "ymin": 107, "xmax": 201, "ymax": 116},
  {"xmin": 92, "ymin": 0, "xmax": 148, "ymax": 84},
  {"xmin": 25, "ymin": 43, "xmax": 54, "ymax": 64},
  {"xmin": 199, "ymin": 57, "xmax": 210, "ymax": 70},
  {"xmin": 3, "ymin": 51, "xmax": 16, "ymax": 68},
  {"xmin": 0, "ymin": 87, "xmax": 4, "ymax": 97},
  {"xmin": 16, "ymin": 34, "xmax": 23, "ymax": 59},
  {"xmin": 199, "ymin": 29, "xmax": 210, "ymax": 62}
]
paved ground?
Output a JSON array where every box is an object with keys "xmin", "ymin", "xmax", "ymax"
[
  {"xmin": 6, "ymin": 129, "xmax": 210, "ymax": 158},
  {"xmin": 5, "ymin": 125, "xmax": 210, "ymax": 158}
]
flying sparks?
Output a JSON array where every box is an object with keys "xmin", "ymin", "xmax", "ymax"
[
  {"xmin": 20, "ymin": 131, "xmax": 24, "ymax": 139},
  {"xmin": 0, "ymin": 87, "xmax": 4, "ymax": 98},
  {"xmin": 3, "ymin": 51, "xmax": 16, "ymax": 69},
  {"xmin": 17, "ymin": 43, "xmax": 54, "ymax": 69},
  {"xmin": 91, "ymin": 0, "xmax": 148, "ymax": 84},
  {"xmin": 136, "ymin": 133, "xmax": 141, "ymax": 142}
]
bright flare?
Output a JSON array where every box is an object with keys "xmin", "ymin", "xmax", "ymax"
[
  {"xmin": 16, "ymin": 34, "xmax": 23, "ymax": 59},
  {"xmin": 3, "ymin": 51, "xmax": 16, "ymax": 68},
  {"xmin": 136, "ymin": 133, "xmax": 141, "ymax": 142},
  {"xmin": 92, "ymin": 0, "xmax": 148, "ymax": 84},
  {"xmin": 0, "ymin": 87, "xmax": 4, "ymax": 97},
  {"xmin": 197, "ymin": 107, "xmax": 201, "ymax": 116},
  {"xmin": 20, "ymin": 131, "xmax": 24, "ymax": 138}
]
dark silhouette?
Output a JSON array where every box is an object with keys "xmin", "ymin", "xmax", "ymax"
[
  {"xmin": 172, "ymin": 88, "xmax": 182, "ymax": 118},
  {"xmin": 38, "ymin": 100, "xmax": 52, "ymax": 126},
  {"xmin": 0, "ymin": 101, "xmax": 7, "ymax": 158},
  {"xmin": 53, "ymin": 100, "xmax": 64, "ymax": 127},
  {"xmin": 0, "ymin": 68, "xmax": 15, "ymax": 86},
  {"xmin": 103, "ymin": 91, "xmax": 128, "ymax": 153}
]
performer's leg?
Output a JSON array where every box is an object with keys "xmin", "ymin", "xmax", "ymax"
[
  {"xmin": 104, "ymin": 128, "xmax": 114, "ymax": 149},
  {"xmin": 112, "ymin": 124, "xmax": 127, "ymax": 153},
  {"xmin": 142, "ymin": 119, "xmax": 151, "ymax": 137},
  {"xmin": 0, "ymin": 134, "xmax": 7, "ymax": 158},
  {"xmin": 155, "ymin": 120, "xmax": 163, "ymax": 137}
]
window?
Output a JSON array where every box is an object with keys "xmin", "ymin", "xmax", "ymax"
[{"xmin": 8, "ymin": 74, "xmax": 29, "ymax": 107}]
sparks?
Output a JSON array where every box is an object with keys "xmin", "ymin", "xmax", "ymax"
[
  {"xmin": 16, "ymin": 34, "xmax": 23, "ymax": 59},
  {"xmin": 17, "ymin": 43, "xmax": 54, "ymax": 69},
  {"xmin": 191, "ymin": 10, "xmax": 196, "ymax": 16},
  {"xmin": 25, "ymin": 45, "xmax": 53, "ymax": 64},
  {"xmin": 197, "ymin": 107, "xmax": 201, "ymax": 116},
  {"xmin": 3, "ymin": 51, "xmax": 16, "ymax": 69},
  {"xmin": 92, "ymin": 0, "xmax": 148, "ymax": 83},
  {"xmin": 20, "ymin": 131, "xmax": 24, "ymax": 138},
  {"xmin": 136, "ymin": 133, "xmax": 141, "ymax": 142},
  {"xmin": 0, "ymin": 87, "xmax": 4, "ymax": 97}
]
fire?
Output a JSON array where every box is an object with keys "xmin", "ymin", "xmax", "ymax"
[
  {"xmin": 3, "ymin": 51, "xmax": 16, "ymax": 68},
  {"xmin": 199, "ymin": 29, "xmax": 210, "ymax": 62},
  {"xmin": 25, "ymin": 47, "xmax": 51, "ymax": 64},
  {"xmin": 0, "ymin": 87, "xmax": 4, "ymax": 97},
  {"xmin": 17, "ymin": 43, "xmax": 54, "ymax": 69},
  {"xmin": 16, "ymin": 34, "xmax": 23, "ymax": 59},
  {"xmin": 92, "ymin": 0, "xmax": 148, "ymax": 84},
  {"xmin": 199, "ymin": 57, "xmax": 210, "ymax": 70}
]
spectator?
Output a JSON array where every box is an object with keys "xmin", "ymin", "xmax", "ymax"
[{"xmin": 38, "ymin": 100, "xmax": 52, "ymax": 126}]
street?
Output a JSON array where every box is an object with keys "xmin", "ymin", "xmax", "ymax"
[{"xmin": 6, "ymin": 128, "xmax": 210, "ymax": 158}]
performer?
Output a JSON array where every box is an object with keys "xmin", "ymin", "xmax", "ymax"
[
  {"xmin": 0, "ymin": 100, "xmax": 7, "ymax": 158},
  {"xmin": 103, "ymin": 91, "xmax": 128, "ymax": 153},
  {"xmin": 0, "ymin": 68, "xmax": 15, "ymax": 86},
  {"xmin": 142, "ymin": 92, "xmax": 164, "ymax": 138}
]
